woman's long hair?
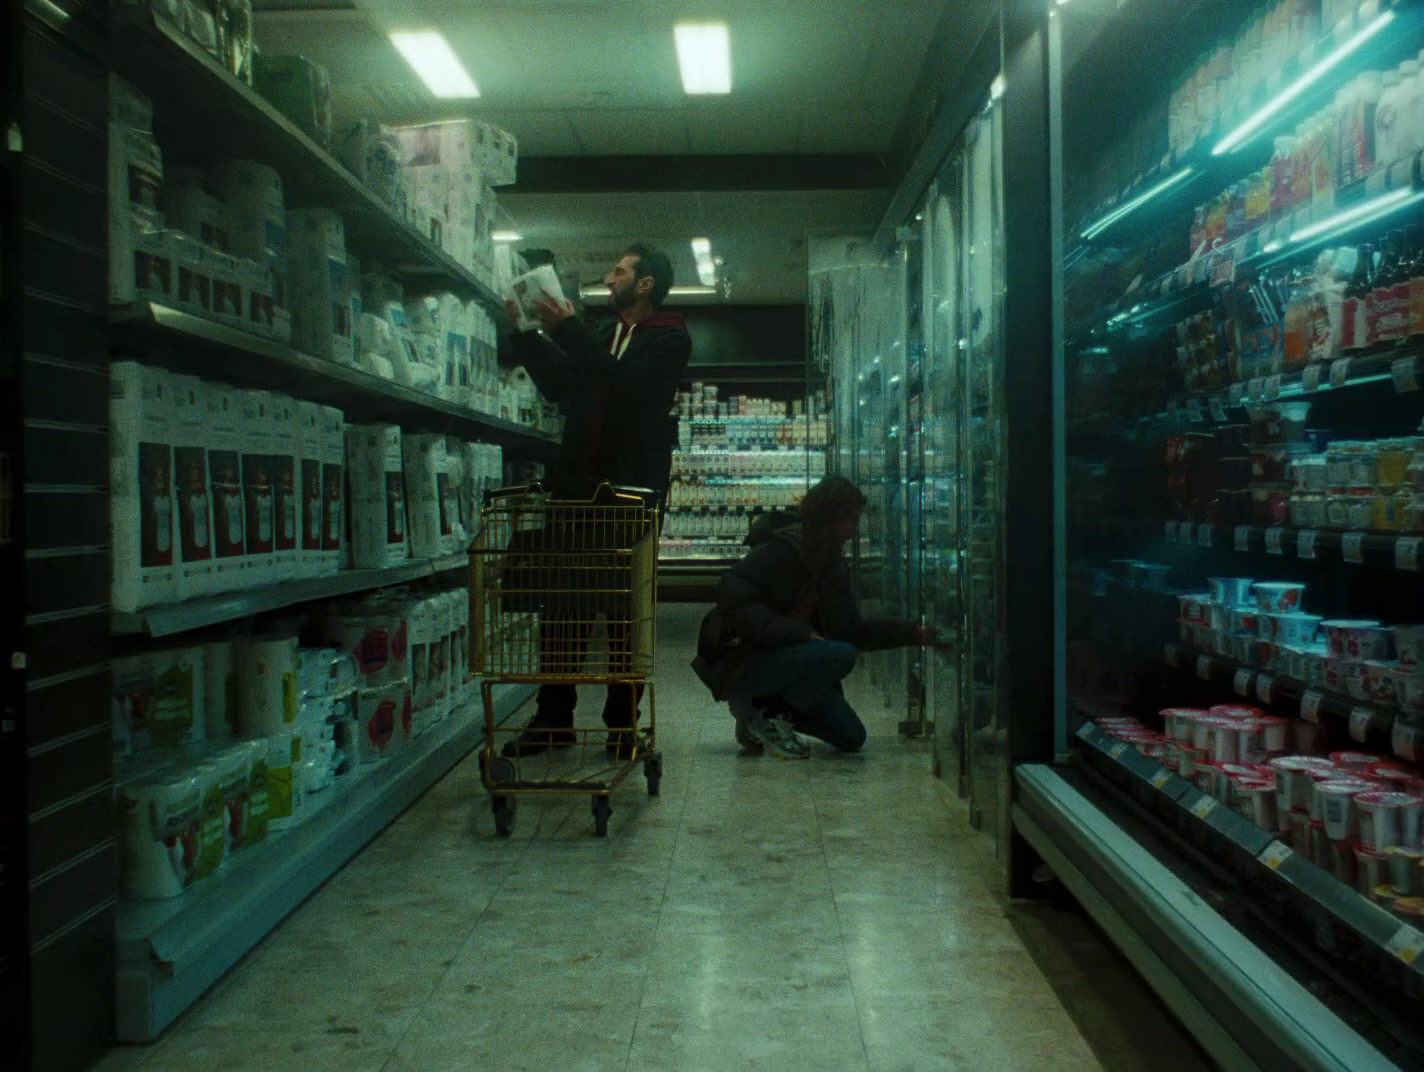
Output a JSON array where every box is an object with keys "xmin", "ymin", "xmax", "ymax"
[{"xmin": 799, "ymin": 475, "xmax": 866, "ymax": 570}]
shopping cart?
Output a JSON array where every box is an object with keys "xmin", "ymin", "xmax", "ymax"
[{"xmin": 469, "ymin": 483, "xmax": 661, "ymax": 836}]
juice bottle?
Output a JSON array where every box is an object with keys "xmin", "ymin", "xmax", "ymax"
[
  {"xmin": 1271, "ymin": 135, "xmax": 1295, "ymax": 221},
  {"xmin": 1342, "ymin": 242, "xmax": 1374, "ymax": 352}
]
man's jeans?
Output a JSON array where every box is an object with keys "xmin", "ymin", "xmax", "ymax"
[{"xmin": 731, "ymin": 640, "xmax": 865, "ymax": 752}]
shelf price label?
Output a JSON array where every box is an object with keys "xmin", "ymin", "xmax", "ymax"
[
  {"xmin": 1196, "ymin": 655, "xmax": 1213, "ymax": 681},
  {"xmin": 1176, "ymin": 521, "xmax": 1192, "ymax": 543},
  {"xmin": 1190, "ymin": 795, "xmax": 1219, "ymax": 820},
  {"xmin": 1166, "ymin": 398, "xmax": 1179, "ymax": 419},
  {"xmin": 1164, "ymin": 643, "xmax": 1181, "ymax": 668},
  {"xmin": 1208, "ymin": 396, "xmax": 1228, "ymax": 422},
  {"xmin": 1398, "ymin": 537, "xmax": 1421, "ymax": 572},
  {"xmin": 1302, "ymin": 364, "xmax": 1323, "ymax": 392},
  {"xmin": 1343, "ymin": 532, "xmax": 1367, "ymax": 564},
  {"xmin": 1265, "ymin": 527, "xmax": 1285, "ymax": 555},
  {"xmin": 1186, "ymin": 398, "xmax": 1204, "ymax": 423},
  {"xmin": 1229, "ymin": 382, "xmax": 1246, "ymax": 403},
  {"xmin": 1394, "ymin": 720, "xmax": 1422, "ymax": 762},
  {"xmin": 1198, "ymin": 523, "xmax": 1215, "ymax": 547},
  {"xmin": 1350, "ymin": 707, "xmax": 1376, "ymax": 743},
  {"xmin": 1298, "ymin": 530, "xmax": 1318, "ymax": 559},
  {"xmin": 1108, "ymin": 740, "xmax": 1129, "ymax": 760},
  {"xmin": 1150, "ymin": 768, "xmax": 1173, "ymax": 789},
  {"xmin": 1264, "ymin": 374, "xmax": 1283, "ymax": 400},
  {"xmin": 1301, "ymin": 691, "xmax": 1324, "ymax": 722},
  {"xmin": 1247, "ymin": 377, "xmax": 1265, "ymax": 400},
  {"xmin": 1235, "ymin": 525, "xmax": 1252, "ymax": 551},
  {"xmin": 1165, "ymin": 520, "xmax": 1178, "ymax": 543},
  {"xmin": 1260, "ymin": 841, "xmax": 1293, "ymax": 871},
  {"xmin": 1234, "ymin": 668, "xmax": 1254, "ymax": 696},
  {"xmin": 1076, "ymin": 721, "xmax": 1095, "ymax": 740},
  {"xmin": 1387, "ymin": 925, "xmax": 1424, "ymax": 966},
  {"xmin": 1330, "ymin": 358, "xmax": 1352, "ymax": 388},
  {"xmin": 1256, "ymin": 675, "xmax": 1275, "ymax": 704},
  {"xmin": 1394, "ymin": 356, "xmax": 1420, "ymax": 393}
]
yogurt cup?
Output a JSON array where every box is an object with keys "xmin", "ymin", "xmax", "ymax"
[
  {"xmin": 1208, "ymin": 577, "xmax": 1255, "ymax": 607},
  {"xmin": 1356, "ymin": 791, "xmax": 1424, "ymax": 851},
  {"xmin": 1313, "ymin": 779, "xmax": 1377, "ymax": 840},
  {"xmin": 1394, "ymin": 625, "xmax": 1424, "ymax": 670},
  {"xmin": 1229, "ymin": 607, "xmax": 1261, "ymax": 637},
  {"xmin": 1160, "ymin": 707, "xmax": 1207, "ymax": 742},
  {"xmin": 1209, "ymin": 704, "xmax": 1263, "ymax": 720},
  {"xmin": 1270, "ymin": 755, "xmax": 1337, "ymax": 814},
  {"xmin": 1328, "ymin": 839, "xmax": 1358, "ymax": 887},
  {"xmin": 1369, "ymin": 766, "xmax": 1424, "ymax": 795},
  {"xmin": 1321, "ymin": 619, "xmax": 1392, "ymax": 662},
  {"xmin": 1330, "ymin": 750, "xmax": 1385, "ymax": 773},
  {"xmin": 1396, "ymin": 673, "xmax": 1424, "ymax": 715},
  {"xmin": 1272, "ymin": 613, "xmax": 1322, "ymax": 647},
  {"xmin": 1387, "ymin": 846, "xmax": 1424, "ymax": 896},
  {"xmin": 1207, "ymin": 602, "xmax": 1232, "ymax": 632},
  {"xmin": 1234, "ymin": 778, "xmax": 1278, "ymax": 830},
  {"xmin": 1177, "ymin": 745, "xmax": 1208, "ymax": 778},
  {"xmin": 1252, "ymin": 582, "xmax": 1306, "ymax": 613},
  {"xmin": 1241, "ymin": 716, "xmax": 1290, "ymax": 761},
  {"xmin": 1178, "ymin": 594, "xmax": 1210, "ymax": 624},
  {"xmin": 1357, "ymin": 846, "xmax": 1392, "ymax": 897},
  {"xmin": 1363, "ymin": 661, "xmax": 1400, "ymax": 707},
  {"xmin": 1342, "ymin": 660, "xmax": 1369, "ymax": 702}
]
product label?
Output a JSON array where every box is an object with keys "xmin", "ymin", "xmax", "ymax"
[
  {"xmin": 144, "ymin": 663, "xmax": 196, "ymax": 747},
  {"xmin": 1386, "ymin": 924, "xmax": 1424, "ymax": 965},
  {"xmin": 1108, "ymin": 740, "xmax": 1128, "ymax": 760},
  {"xmin": 1196, "ymin": 655, "xmax": 1213, "ymax": 681},
  {"xmin": 1264, "ymin": 374, "xmax": 1283, "ymax": 399},
  {"xmin": 1198, "ymin": 523, "xmax": 1214, "ymax": 547},
  {"xmin": 194, "ymin": 783, "xmax": 227, "ymax": 880},
  {"xmin": 178, "ymin": 266, "xmax": 212, "ymax": 313},
  {"xmin": 138, "ymin": 442, "xmax": 175, "ymax": 567},
  {"xmin": 1330, "ymin": 357, "xmax": 1352, "ymax": 387},
  {"xmin": 437, "ymin": 472, "xmax": 454, "ymax": 537},
  {"xmin": 1190, "ymin": 795, "xmax": 1218, "ymax": 820},
  {"xmin": 1208, "ymin": 396, "xmax": 1228, "ymax": 422},
  {"xmin": 243, "ymin": 759, "xmax": 270, "ymax": 847},
  {"xmin": 322, "ymin": 462, "xmax": 343, "ymax": 550},
  {"xmin": 1256, "ymin": 675, "xmax": 1274, "ymax": 704},
  {"xmin": 1265, "ymin": 527, "xmax": 1284, "ymax": 555},
  {"xmin": 1398, "ymin": 537, "xmax": 1421, "ymax": 571},
  {"xmin": 1260, "ymin": 841, "xmax": 1293, "ymax": 870},
  {"xmin": 1178, "ymin": 521, "xmax": 1193, "ymax": 543},
  {"xmin": 1298, "ymin": 530, "xmax": 1318, "ymax": 559},
  {"xmin": 1302, "ymin": 364, "xmax": 1323, "ymax": 392},
  {"xmin": 386, "ymin": 471, "xmax": 406, "ymax": 545},
  {"xmin": 1394, "ymin": 356, "xmax": 1420, "ymax": 393},
  {"xmin": 1235, "ymin": 525, "xmax": 1252, "ymax": 551},
  {"xmin": 302, "ymin": 459, "xmax": 322, "ymax": 549},
  {"xmin": 1375, "ymin": 284, "xmax": 1411, "ymax": 343},
  {"xmin": 1301, "ymin": 690, "xmax": 1323, "ymax": 722},
  {"xmin": 273, "ymin": 455, "xmax": 297, "ymax": 552},
  {"xmin": 174, "ymin": 445, "xmax": 212, "ymax": 563},
  {"xmin": 1234, "ymin": 669, "xmax": 1253, "ymax": 696},
  {"xmin": 1344, "ymin": 531, "xmax": 1367, "ymax": 564},
  {"xmin": 1150, "ymin": 768, "xmax": 1173, "ymax": 789},
  {"xmin": 1350, "ymin": 707, "xmax": 1374, "ymax": 743},
  {"xmin": 209, "ymin": 449, "xmax": 244, "ymax": 559}
]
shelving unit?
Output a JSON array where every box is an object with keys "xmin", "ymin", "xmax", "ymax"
[
  {"xmin": 108, "ymin": 7, "xmax": 502, "ymax": 306},
  {"xmin": 113, "ymin": 553, "xmax": 469, "ymax": 637},
  {"xmin": 1089, "ymin": 515, "xmax": 1424, "ymax": 570},
  {"xmin": 111, "ymin": 302, "xmax": 558, "ymax": 455},
  {"xmin": 114, "ymin": 682, "xmax": 534, "ymax": 1043}
]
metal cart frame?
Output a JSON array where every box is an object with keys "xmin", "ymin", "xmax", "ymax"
[{"xmin": 469, "ymin": 483, "xmax": 661, "ymax": 836}]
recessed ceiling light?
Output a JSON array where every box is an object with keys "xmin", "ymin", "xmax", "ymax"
[
  {"xmin": 492, "ymin": 231, "xmax": 522, "ymax": 243},
  {"xmin": 675, "ymin": 22, "xmax": 731, "ymax": 95},
  {"xmin": 389, "ymin": 31, "xmax": 479, "ymax": 99}
]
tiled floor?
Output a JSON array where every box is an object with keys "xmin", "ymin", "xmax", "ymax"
[{"xmin": 94, "ymin": 604, "xmax": 1197, "ymax": 1072}]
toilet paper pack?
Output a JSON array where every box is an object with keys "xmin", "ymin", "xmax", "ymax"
[
  {"xmin": 118, "ymin": 771, "xmax": 201, "ymax": 900},
  {"xmin": 403, "ymin": 433, "xmax": 449, "ymax": 559},
  {"xmin": 108, "ymin": 121, "xmax": 169, "ymax": 306},
  {"xmin": 295, "ymin": 401, "xmax": 325, "ymax": 578},
  {"xmin": 287, "ymin": 208, "xmax": 353, "ymax": 364},
  {"xmin": 347, "ymin": 424, "xmax": 408, "ymax": 568},
  {"xmin": 171, "ymin": 231, "xmax": 214, "ymax": 318},
  {"xmin": 269, "ymin": 395, "xmax": 300, "ymax": 582},
  {"xmin": 335, "ymin": 120, "xmax": 403, "ymax": 208},
  {"xmin": 170, "ymin": 373, "xmax": 214, "ymax": 600},
  {"xmin": 111, "ymin": 362, "xmax": 176, "ymax": 612},
  {"xmin": 112, "ymin": 646, "xmax": 206, "ymax": 752},
  {"xmin": 239, "ymin": 389, "xmax": 277, "ymax": 586},
  {"xmin": 203, "ymin": 639, "xmax": 238, "ymax": 738},
  {"xmin": 205, "ymin": 383, "xmax": 247, "ymax": 592},
  {"xmin": 213, "ymin": 160, "xmax": 288, "ymax": 314},
  {"xmin": 507, "ymin": 265, "xmax": 565, "ymax": 333},
  {"xmin": 392, "ymin": 119, "xmax": 517, "ymax": 186},
  {"xmin": 162, "ymin": 167, "xmax": 230, "ymax": 251},
  {"xmin": 320, "ymin": 405, "xmax": 345, "ymax": 575},
  {"xmin": 237, "ymin": 634, "xmax": 299, "ymax": 737},
  {"xmin": 262, "ymin": 732, "xmax": 304, "ymax": 830},
  {"xmin": 190, "ymin": 761, "xmax": 228, "ymax": 880},
  {"xmin": 353, "ymin": 682, "xmax": 411, "ymax": 764}
]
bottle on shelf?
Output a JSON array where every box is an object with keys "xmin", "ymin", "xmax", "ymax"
[
  {"xmin": 1342, "ymin": 241, "xmax": 1375, "ymax": 352},
  {"xmin": 1369, "ymin": 230, "xmax": 1405, "ymax": 346}
]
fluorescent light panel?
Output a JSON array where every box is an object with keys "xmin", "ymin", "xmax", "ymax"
[
  {"xmin": 690, "ymin": 237, "xmax": 717, "ymax": 286},
  {"xmin": 491, "ymin": 231, "xmax": 522, "ymax": 243},
  {"xmin": 389, "ymin": 31, "xmax": 479, "ymax": 99},
  {"xmin": 1213, "ymin": 9, "xmax": 1395, "ymax": 155},
  {"xmin": 580, "ymin": 285, "xmax": 717, "ymax": 297},
  {"xmin": 1288, "ymin": 186, "xmax": 1423, "ymax": 244},
  {"xmin": 675, "ymin": 22, "xmax": 731, "ymax": 94},
  {"xmin": 1081, "ymin": 167, "xmax": 1195, "ymax": 240}
]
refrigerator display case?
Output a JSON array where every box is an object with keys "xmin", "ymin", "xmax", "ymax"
[{"xmin": 1027, "ymin": 0, "xmax": 1424, "ymax": 1067}]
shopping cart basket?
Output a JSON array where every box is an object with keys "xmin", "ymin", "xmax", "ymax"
[{"xmin": 469, "ymin": 482, "xmax": 660, "ymax": 836}]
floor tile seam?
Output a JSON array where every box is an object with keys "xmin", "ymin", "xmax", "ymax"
[
  {"xmin": 810, "ymin": 790, "xmax": 873, "ymax": 1069},
  {"xmin": 622, "ymin": 683, "xmax": 706, "ymax": 1072}
]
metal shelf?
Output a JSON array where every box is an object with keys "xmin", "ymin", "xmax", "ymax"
[
  {"xmin": 110, "ymin": 8, "xmax": 503, "ymax": 307},
  {"xmin": 112, "ymin": 302, "xmax": 561, "ymax": 456},
  {"xmin": 1073, "ymin": 722, "xmax": 1424, "ymax": 988},
  {"xmin": 114, "ymin": 683, "xmax": 535, "ymax": 1042},
  {"xmin": 1161, "ymin": 643, "xmax": 1402, "ymax": 755},
  {"xmin": 113, "ymin": 553, "xmax": 469, "ymax": 638}
]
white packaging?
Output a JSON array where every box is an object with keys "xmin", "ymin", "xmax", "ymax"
[
  {"xmin": 334, "ymin": 120, "xmax": 403, "ymax": 207},
  {"xmin": 205, "ymin": 383, "xmax": 248, "ymax": 592},
  {"xmin": 112, "ymin": 646, "xmax": 206, "ymax": 751},
  {"xmin": 118, "ymin": 772, "xmax": 201, "ymax": 900},
  {"xmin": 212, "ymin": 160, "xmax": 288, "ymax": 313},
  {"xmin": 286, "ymin": 208, "xmax": 353, "ymax": 363},
  {"xmin": 346, "ymin": 423, "xmax": 408, "ymax": 568},
  {"xmin": 507, "ymin": 265, "xmax": 564, "ymax": 332},
  {"xmin": 238, "ymin": 389, "xmax": 278, "ymax": 585},
  {"xmin": 295, "ymin": 401, "xmax": 325, "ymax": 578},
  {"xmin": 208, "ymin": 249, "xmax": 245, "ymax": 328},
  {"xmin": 236, "ymin": 634, "xmax": 299, "ymax": 737},
  {"xmin": 353, "ymin": 682, "xmax": 411, "ymax": 764},
  {"xmin": 403, "ymin": 433, "xmax": 449, "ymax": 559},
  {"xmin": 269, "ymin": 395, "xmax": 300, "ymax": 581},
  {"xmin": 171, "ymin": 231, "xmax": 215, "ymax": 317},
  {"xmin": 263, "ymin": 732, "xmax": 303, "ymax": 830},
  {"xmin": 162, "ymin": 168, "xmax": 230, "ymax": 251},
  {"xmin": 408, "ymin": 596, "xmax": 432, "ymax": 730},
  {"xmin": 392, "ymin": 119, "xmax": 516, "ymax": 186},
  {"xmin": 108, "ymin": 122, "xmax": 168, "ymax": 306},
  {"xmin": 109, "ymin": 72, "xmax": 153, "ymax": 132},
  {"xmin": 111, "ymin": 362, "xmax": 176, "ymax": 611},
  {"xmin": 319, "ymin": 406, "xmax": 345, "ymax": 574},
  {"xmin": 203, "ymin": 639, "xmax": 238, "ymax": 738},
  {"xmin": 325, "ymin": 602, "xmax": 408, "ymax": 687},
  {"xmin": 207, "ymin": 740, "xmax": 257, "ymax": 856},
  {"xmin": 170, "ymin": 374, "xmax": 214, "ymax": 599}
]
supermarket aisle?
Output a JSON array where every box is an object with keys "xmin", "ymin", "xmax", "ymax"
[{"xmin": 98, "ymin": 605, "xmax": 1131, "ymax": 1072}]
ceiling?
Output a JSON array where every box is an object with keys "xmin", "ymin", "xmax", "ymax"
[{"xmin": 253, "ymin": 0, "xmax": 979, "ymax": 302}]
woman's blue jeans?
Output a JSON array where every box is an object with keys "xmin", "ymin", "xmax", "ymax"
[{"xmin": 730, "ymin": 640, "xmax": 864, "ymax": 752}]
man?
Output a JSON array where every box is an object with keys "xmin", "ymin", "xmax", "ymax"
[{"xmin": 499, "ymin": 243, "xmax": 691, "ymax": 756}]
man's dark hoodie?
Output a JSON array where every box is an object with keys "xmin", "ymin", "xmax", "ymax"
[
  {"xmin": 692, "ymin": 510, "xmax": 920, "ymax": 700},
  {"xmin": 502, "ymin": 312, "xmax": 691, "ymax": 498}
]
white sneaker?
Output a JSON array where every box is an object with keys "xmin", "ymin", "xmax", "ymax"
[{"xmin": 729, "ymin": 697, "xmax": 809, "ymax": 759}]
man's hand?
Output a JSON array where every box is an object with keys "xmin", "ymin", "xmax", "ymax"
[
  {"xmin": 533, "ymin": 291, "xmax": 575, "ymax": 330},
  {"xmin": 504, "ymin": 298, "xmax": 521, "ymax": 324}
]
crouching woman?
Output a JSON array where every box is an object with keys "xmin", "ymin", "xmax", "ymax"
[{"xmin": 691, "ymin": 476, "xmax": 936, "ymax": 758}]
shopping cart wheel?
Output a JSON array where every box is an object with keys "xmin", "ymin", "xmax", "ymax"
[
  {"xmin": 643, "ymin": 752, "xmax": 663, "ymax": 797},
  {"xmin": 591, "ymin": 796, "xmax": 611, "ymax": 837},
  {"xmin": 487, "ymin": 757, "xmax": 517, "ymax": 786},
  {"xmin": 492, "ymin": 796, "xmax": 515, "ymax": 837}
]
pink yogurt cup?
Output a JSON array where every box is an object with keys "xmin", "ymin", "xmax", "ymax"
[
  {"xmin": 1252, "ymin": 582, "xmax": 1306, "ymax": 613},
  {"xmin": 1356, "ymin": 791, "xmax": 1424, "ymax": 851}
]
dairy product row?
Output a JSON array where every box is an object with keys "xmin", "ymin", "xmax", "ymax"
[
  {"xmin": 670, "ymin": 449, "xmax": 829, "ymax": 480},
  {"xmin": 112, "ymin": 362, "xmax": 505, "ymax": 612}
]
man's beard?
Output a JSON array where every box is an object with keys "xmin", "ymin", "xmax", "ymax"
[{"xmin": 609, "ymin": 281, "xmax": 637, "ymax": 310}]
